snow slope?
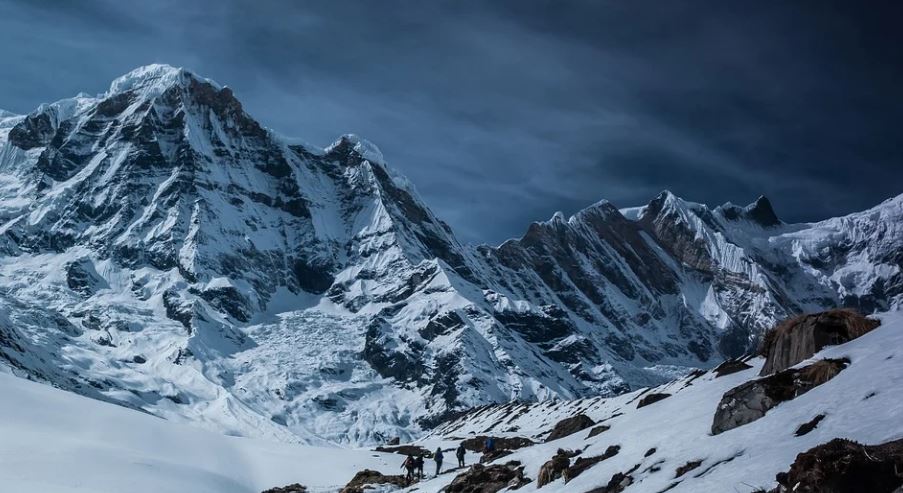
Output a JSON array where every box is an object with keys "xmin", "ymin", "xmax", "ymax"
[
  {"xmin": 0, "ymin": 368, "xmax": 401, "ymax": 493},
  {"xmin": 0, "ymin": 64, "xmax": 900, "ymax": 446},
  {"xmin": 413, "ymin": 310, "xmax": 903, "ymax": 492}
]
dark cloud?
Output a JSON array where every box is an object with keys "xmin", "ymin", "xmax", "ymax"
[{"xmin": 1, "ymin": 0, "xmax": 900, "ymax": 243}]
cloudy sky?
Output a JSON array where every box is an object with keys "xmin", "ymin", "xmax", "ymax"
[{"xmin": 1, "ymin": 0, "xmax": 901, "ymax": 243}]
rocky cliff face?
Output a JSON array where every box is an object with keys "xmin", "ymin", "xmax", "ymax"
[{"xmin": 0, "ymin": 65, "xmax": 900, "ymax": 444}]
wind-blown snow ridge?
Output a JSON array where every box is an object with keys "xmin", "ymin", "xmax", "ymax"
[{"xmin": 0, "ymin": 64, "xmax": 900, "ymax": 446}]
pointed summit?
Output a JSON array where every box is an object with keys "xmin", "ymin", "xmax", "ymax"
[
  {"xmin": 106, "ymin": 64, "xmax": 219, "ymax": 99},
  {"xmin": 745, "ymin": 196, "xmax": 781, "ymax": 226},
  {"xmin": 716, "ymin": 195, "xmax": 781, "ymax": 227}
]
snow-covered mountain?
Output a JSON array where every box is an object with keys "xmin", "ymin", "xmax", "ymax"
[{"xmin": 0, "ymin": 64, "xmax": 900, "ymax": 445}]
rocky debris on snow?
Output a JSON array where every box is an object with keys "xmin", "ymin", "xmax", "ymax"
[
  {"xmin": 261, "ymin": 484, "xmax": 307, "ymax": 493},
  {"xmin": 460, "ymin": 435, "xmax": 534, "ymax": 452},
  {"xmin": 586, "ymin": 424, "xmax": 611, "ymax": 438},
  {"xmin": 674, "ymin": 459, "xmax": 702, "ymax": 478},
  {"xmin": 387, "ymin": 437, "xmax": 401, "ymax": 445},
  {"xmin": 644, "ymin": 447, "xmax": 657, "ymax": 457},
  {"xmin": 794, "ymin": 414, "xmax": 826, "ymax": 437},
  {"xmin": 374, "ymin": 444, "xmax": 431, "ymax": 456},
  {"xmin": 443, "ymin": 461, "xmax": 530, "ymax": 493},
  {"xmin": 339, "ymin": 469, "xmax": 407, "ymax": 493},
  {"xmin": 546, "ymin": 414, "xmax": 595, "ymax": 441},
  {"xmin": 713, "ymin": 358, "xmax": 753, "ymax": 378},
  {"xmin": 585, "ymin": 463, "xmax": 641, "ymax": 493},
  {"xmin": 637, "ymin": 393, "xmax": 671, "ymax": 408},
  {"xmin": 759, "ymin": 309, "xmax": 879, "ymax": 375},
  {"xmin": 770, "ymin": 437, "xmax": 903, "ymax": 492},
  {"xmin": 537, "ymin": 449, "xmax": 576, "ymax": 487},
  {"xmin": 712, "ymin": 358, "xmax": 849, "ymax": 435},
  {"xmin": 564, "ymin": 445, "xmax": 621, "ymax": 482},
  {"xmin": 480, "ymin": 449, "xmax": 514, "ymax": 463}
]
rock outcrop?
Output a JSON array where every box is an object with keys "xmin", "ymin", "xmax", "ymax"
[
  {"xmin": 546, "ymin": 414, "xmax": 595, "ymax": 441},
  {"xmin": 636, "ymin": 393, "xmax": 671, "ymax": 409},
  {"xmin": 770, "ymin": 438, "xmax": 903, "ymax": 492},
  {"xmin": 444, "ymin": 461, "xmax": 530, "ymax": 492},
  {"xmin": 759, "ymin": 309, "xmax": 880, "ymax": 375},
  {"xmin": 712, "ymin": 358, "xmax": 849, "ymax": 435},
  {"xmin": 460, "ymin": 435, "xmax": 534, "ymax": 452},
  {"xmin": 537, "ymin": 449, "xmax": 574, "ymax": 487},
  {"xmin": 339, "ymin": 469, "xmax": 407, "ymax": 493},
  {"xmin": 564, "ymin": 445, "xmax": 621, "ymax": 482},
  {"xmin": 261, "ymin": 484, "xmax": 307, "ymax": 493}
]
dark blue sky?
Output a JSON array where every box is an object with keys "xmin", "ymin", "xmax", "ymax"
[{"xmin": 1, "ymin": 1, "xmax": 901, "ymax": 243}]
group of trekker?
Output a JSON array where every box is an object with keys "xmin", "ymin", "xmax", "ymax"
[{"xmin": 400, "ymin": 437, "xmax": 496, "ymax": 484}]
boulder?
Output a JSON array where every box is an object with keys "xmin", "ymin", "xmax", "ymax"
[
  {"xmin": 564, "ymin": 445, "xmax": 620, "ymax": 482},
  {"xmin": 340, "ymin": 469, "xmax": 407, "ymax": 493},
  {"xmin": 712, "ymin": 358, "xmax": 753, "ymax": 378},
  {"xmin": 460, "ymin": 435, "xmax": 534, "ymax": 452},
  {"xmin": 712, "ymin": 358, "xmax": 848, "ymax": 435},
  {"xmin": 759, "ymin": 309, "xmax": 879, "ymax": 376},
  {"xmin": 770, "ymin": 438, "xmax": 903, "ymax": 492},
  {"xmin": 586, "ymin": 425, "xmax": 610, "ymax": 438},
  {"xmin": 636, "ymin": 392, "xmax": 671, "ymax": 408},
  {"xmin": 537, "ymin": 449, "xmax": 573, "ymax": 487},
  {"xmin": 546, "ymin": 414, "xmax": 595, "ymax": 441},
  {"xmin": 374, "ymin": 444, "xmax": 431, "ymax": 456},
  {"xmin": 261, "ymin": 484, "xmax": 307, "ymax": 493},
  {"xmin": 444, "ymin": 461, "xmax": 530, "ymax": 493}
]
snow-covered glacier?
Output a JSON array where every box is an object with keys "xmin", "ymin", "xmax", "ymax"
[{"xmin": 0, "ymin": 65, "xmax": 900, "ymax": 445}]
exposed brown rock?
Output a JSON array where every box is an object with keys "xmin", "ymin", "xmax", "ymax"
[
  {"xmin": 584, "ymin": 464, "xmax": 641, "ymax": 493},
  {"xmin": 637, "ymin": 393, "xmax": 671, "ymax": 408},
  {"xmin": 339, "ymin": 469, "xmax": 407, "ymax": 493},
  {"xmin": 759, "ymin": 309, "xmax": 879, "ymax": 376},
  {"xmin": 770, "ymin": 438, "xmax": 903, "ymax": 492},
  {"xmin": 565, "ymin": 445, "xmax": 620, "ymax": 482},
  {"xmin": 586, "ymin": 425, "xmax": 610, "ymax": 439},
  {"xmin": 480, "ymin": 449, "xmax": 514, "ymax": 463},
  {"xmin": 712, "ymin": 358, "xmax": 849, "ymax": 435},
  {"xmin": 713, "ymin": 358, "xmax": 753, "ymax": 378},
  {"xmin": 794, "ymin": 414, "xmax": 826, "ymax": 437},
  {"xmin": 444, "ymin": 461, "xmax": 530, "ymax": 493},
  {"xmin": 538, "ymin": 449, "xmax": 573, "ymax": 487},
  {"xmin": 374, "ymin": 444, "xmax": 431, "ymax": 456},
  {"xmin": 674, "ymin": 460, "xmax": 702, "ymax": 478},
  {"xmin": 460, "ymin": 435, "xmax": 534, "ymax": 452},
  {"xmin": 546, "ymin": 414, "xmax": 595, "ymax": 441},
  {"xmin": 261, "ymin": 484, "xmax": 307, "ymax": 493}
]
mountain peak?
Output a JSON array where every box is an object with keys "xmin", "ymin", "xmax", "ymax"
[
  {"xmin": 106, "ymin": 64, "xmax": 221, "ymax": 99},
  {"xmin": 716, "ymin": 195, "xmax": 781, "ymax": 227}
]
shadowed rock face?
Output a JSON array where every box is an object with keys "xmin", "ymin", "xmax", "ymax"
[
  {"xmin": 546, "ymin": 414, "xmax": 596, "ymax": 441},
  {"xmin": 759, "ymin": 309, "xmax": 880, "ymax": 375},
  {"xmin": 712, "ymin": 358, "xmax": 849, "ymax": 435},
  {"xmin": 445, "ymin": 461, "xmax": 530, "ymax": 493},
  {"xmin": 339, "ymin": 469, "xmax": 407, "ymax": 493},
  {"xmin": 771, "ymin": 438, "xmax": 903, "ymax": 493}
]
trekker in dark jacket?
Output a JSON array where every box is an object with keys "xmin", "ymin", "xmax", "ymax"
[
  {"xmin": 414, "ymin": 455, "xmax": 424, "ymax": 479},
  {"xmin": 434, "ymin": 447, "xmax": 444, "ymax": 476},
  {"xmin": 401, "ymin": 454, "xmax": 416, "ymax": 484},
  {"xmin": 456, "ymin": 443, "xmax": 466, "ymax": 467}
]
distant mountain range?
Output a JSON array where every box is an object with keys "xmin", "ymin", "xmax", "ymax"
[{"xmin": 0, "ymin": 64, "xmax": 899, "ymax": 445}]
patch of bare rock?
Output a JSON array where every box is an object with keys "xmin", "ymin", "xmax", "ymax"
[
  {"xmin": 339, "ymin": 469, "xmax": 407, "ymax": 493},
  {"xmin": 546, "ymin": 414, "xmax": 595, "ymax": 441},
  {"xmin": 759, "ymin": 309, "xmax": 879, "ymax": 375},
  {"xmin": 712, "ymin": 358, "xmax": 849, "ymax": 435},
  {"xmin": 769, "ymin": 438, "xmax": 903, "ymax": 492},
  {"xmin": 443, "ymin": 461, "xmax": 530, "ymax": 492}
]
